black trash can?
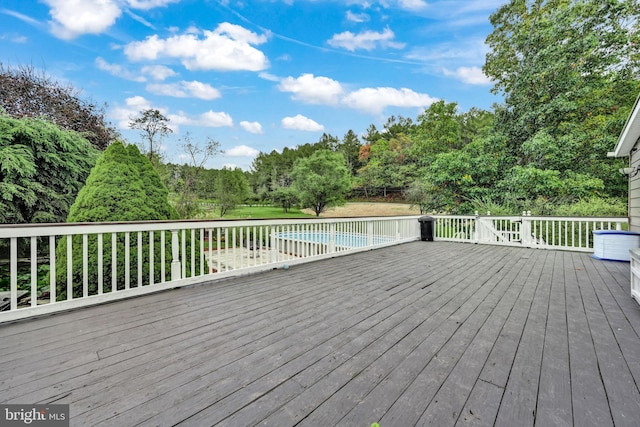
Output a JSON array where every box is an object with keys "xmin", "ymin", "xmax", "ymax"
[{"xmin": 418, "ymin": 216, "xmax": 434, "ymax": 241}]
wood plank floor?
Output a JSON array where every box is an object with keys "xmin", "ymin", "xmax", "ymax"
[{"xmin": 1, "ymin": 241, "xmax": 640, "ymax": 427}]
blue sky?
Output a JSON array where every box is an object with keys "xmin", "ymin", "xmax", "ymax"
[{"xmin": 1, "ymin": 0, "xmax": 505, "ymax": 170}]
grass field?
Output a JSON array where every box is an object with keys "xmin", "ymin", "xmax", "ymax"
[
  {"xmin": 199, "ymin": 205, "xmax": 315, "ymax": 219},
  {"xmin": 199, "ymin": 202, "xmax": 420, "ymax": 219}
]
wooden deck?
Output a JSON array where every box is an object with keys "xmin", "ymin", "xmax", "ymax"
[{"xmin": 1, "ymin": 241, "xmax": 640, "ymax": 426}]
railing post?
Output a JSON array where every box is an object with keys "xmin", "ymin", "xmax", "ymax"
[
  {"xmin": 329, "ymin": 222, "xmax": 337, "ymax": 253},
  {"xmin": 521, "ymin": 215, "xmax": 532, "ymax": 246},
  {"xmin": 367, "ymin": 220, "xmax": 374, "ymax": 247},
  {"xmin": 171, "ymin": 230, "xmax": 181, "ymax": 281}
]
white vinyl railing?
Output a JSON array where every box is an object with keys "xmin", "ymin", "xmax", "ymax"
[
  {"xmin": 0, "ymin": 214, "xmax": 630, "ymax": 322},
  {"xmin": 0, "ymin": 216, "xmax": 420, "ymax": 321},
  {"xmin": 432, "ymin": 214, "xmax": 628, "ymax": 250}
]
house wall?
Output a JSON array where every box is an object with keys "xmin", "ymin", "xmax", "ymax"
[{"xmin": 630, "ymin": 146, "xmax": 640, "ymax": 232}]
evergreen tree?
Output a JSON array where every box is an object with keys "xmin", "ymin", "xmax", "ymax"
[
  {"xmin": 55, "ymin": 141, "xmax": 184, "ymax": 299},
  {"xmin": 0, "ymin": 114, "xmax": 98, "ymax": 224}
]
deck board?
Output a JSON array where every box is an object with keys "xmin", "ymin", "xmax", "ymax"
[{"xmin": 2, "ymin": 241, "xmax": 640, "ymax": 426}]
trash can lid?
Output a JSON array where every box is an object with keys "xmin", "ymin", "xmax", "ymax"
[{"xmin": 418, "ymin": 216, "xmax": 434, "ymax": 221}]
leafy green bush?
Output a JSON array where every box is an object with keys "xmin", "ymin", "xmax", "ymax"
[{"xmin": 551, "ymin": 196, "xmax": 627, "ymax": 217}]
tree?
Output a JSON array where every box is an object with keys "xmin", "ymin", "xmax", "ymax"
[
  {"xmin": 338, "ymin": 129, "xmax": 363, "ymax": 176},
  {"xmin": 129, "ymin": 109, "xmax": 172, "ymax": 164},
  {"xmin": 291, "ymin": 150, "xmax": 351, "ymax": 216},
  {"xmin": 270, "ymin": 187, "xmax": 299, "ymax": 213},
  {"xmin": 0, "ymin": 64, "xmax": 116, "ymax": 150},
  {"xmin": 176, "ymin": 132, "xmax": 222, "ymax": 218},
  {"xmin": 404, "ymin": 180, "xmax": 432, "ymax": 214},
  {"xmin": 0, "ymin": 114, "xmax": 99, "ymax": 224},
  {"xmin": 357, "ymin": 134, "xmax": 417, "ymax": 196},
  {"xmin": 65, "ymin": 142, "xmax": 178, "ymax": 222},
  {"xmin": 411, "ymin": 100, "xmax": 462, "ymax": 166},
  {"xmin": 216, "ymin": 167, "xmax": 249, "ymax": 217},
  {"xmin": 316, "ymin": 133, "xmax": 339, "ymax": 151},
  {"xmin": 54, "ymin": 141, "xmax": 181, "ymax": 298},
  {"xmin": 483, "ymin": 0, "xmax": 640, "ymax": 202}
]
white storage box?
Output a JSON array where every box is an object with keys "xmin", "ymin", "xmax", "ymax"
[{"xmin": 592, "ymin": 230, "xmax": 640, "ymax": 262}]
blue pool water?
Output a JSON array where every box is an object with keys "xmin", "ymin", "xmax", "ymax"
[{"xmin": 278, "ymin": 231, "xmax": 392, "ymax": 248}]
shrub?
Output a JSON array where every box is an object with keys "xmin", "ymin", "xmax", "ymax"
[{"xmin": 54, "ymin": 142, "xmax": 194, "ymax": 299}]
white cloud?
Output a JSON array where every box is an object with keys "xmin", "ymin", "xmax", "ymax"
[
  {"xmin": 124, "ymin": 23, "xmax": 269, "ymax": 71},
  {"xmin": 442, "ymin": 66, "xmax": 492, "ymax": 85},
  {"xmin": 240, "ymin": 121, "xmax": 263, "ymax": 134},
  {"xmin": 0, "ymin": 33, "xmax": 28, "ymax": 43},
  {"xmin": 342, "ymin": 87, "xmax": 438, "ymax": 114},
  {"xmin": 44, "ymin": 0, "xmax": 121, "ymax": 39},
  {"xmin": 41, "ymin": 0, "xmax": 179, "ymax": 39},
  {"xmin": 277, "ymin": 73, "xmax": 440, "ymax": 115},
  {"xmin": 328, "ymin": 27, "xmax": 405, "ymax": 52},
  {"xmin": 226, "ymin": 145, "xmax": 260, "ymax": 157},
  {"xmin": 278, "ymin": 74, "xmax": 344, "ymax": 105},
  {"xmin": 258, "ymin": 72, "xmax": 280, "ymax": 82},
  {"xmin": 110, "ymin": 96, "xmax": 232, "ymax": 131},
  {"xmin": 346, "ymin": 10, "xmax": 369, "ymax": 22},
  {"xmin": 198, "ymin": 111, "xmax": 234, "ymax": 127},
  {"xmin": 95, "ymin": 57, "xmax": 146, "ymax": 82},
  {"xmin": 146, "ymin": 80, "xmax": 222, "ymax": 100},
  {"xmin": 281, "ymin": 115, "xmax": 324, "ymax": 132},
  {"xmin": 140, "ymin": 64, "xmax": 177, "ymax": 81},
  {"xmin": 398, "ymin": 0, "xmax": 428, "ymax": 10},
  {"xmin": 126, "ymin": 0, "xmax": 179, "ymax": 10},
  {"xmin": 110, "ymin": 96, "xmax": 157, "ymax": 129}
]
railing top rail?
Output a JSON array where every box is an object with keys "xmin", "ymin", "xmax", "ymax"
[
  {"xmin": 0, "ymin": 216, "xmax": 422, "ymax": 238},
  {"xmin": 431, "ymin": 214, "xmax": 628, "ymax": 222},
  {"xmin": 521, "ymin": 216, "xmax": 628, "ymax": 221}
]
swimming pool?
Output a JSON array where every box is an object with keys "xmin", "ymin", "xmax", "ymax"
[{"xmin": 277, "ymin": 231, "xmax": 393, "ymax": 249}]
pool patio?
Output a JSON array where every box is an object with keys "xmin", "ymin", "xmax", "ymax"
[{"xmin": 1, "ymin": 241, "xmax": 639, "ymax": 426}]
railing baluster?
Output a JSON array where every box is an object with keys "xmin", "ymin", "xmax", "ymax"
[
  {"xmin": 224, "ymin": 228, "xmax": 229, "ymax": 271},
  {"xmin": 10, "ymin": 237, "xmax": 17, "ymax": 311},
  {"xmin": 199, "ymin": 228, "xmax": 204, "ymax": 276},
  {"xmin": 217, "ymin": 228, "xmax": 222, "ymax": 272},
  {"xmin": 98, "ymin": 233, "xmax": 103, "ymax": 294},
  {"xmin": 66, "ymin": 235, "xmax": 72, "ymax": 300},
  {"xmin": 149, "ymin": 231, "xmax": 154, "ymax": 286},
  {"xmin": 208, "ymin": 229, "xmax": 213, "ymax": 273},
  {"xmin": 83, "ymin": 234, "xmax": 88, "ymax": 297},
  {"xmin": 160, "ymin": 230, "xmax": 165, "ymax": 283},
  {"xmin": 181, "ymin": 229, "xmax": 186, "ymax": 278},
  {"xmin": 30, "ymin": 236, "xmax": 37, "ymax": 307},
  {"xmin": 125, "ymin": 232, "xmax": 130, "ymax": 289},
  {"xmin": 137, "ymin": 232, "xmax": 143, "ymax": 287},
  {"xmin": 190, "ymin": 229, "xmax": 195, "ymax": 277},
  {"xmin": 49, "ymin": 235, "xmax": 56, "ymax": 303}
]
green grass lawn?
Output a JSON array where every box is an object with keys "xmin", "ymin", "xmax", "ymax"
[{"xmin": 199, "ymin": 205, "xmax": 315, "ymax": 220}]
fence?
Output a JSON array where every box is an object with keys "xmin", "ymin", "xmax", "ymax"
[
  {"xmin": 0, "ymin": 214, "xmax": 630, "ymax": 322},
  {"xmin": 432, "ymin": 214, "xmax": 628, "ymax": 251},
  {"xmin": 0, "ymin": 217, "xmax": 419, "ymax": 322}
]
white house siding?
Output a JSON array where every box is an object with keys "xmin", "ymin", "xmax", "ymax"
[{"xmin": 630, "ymin": 147, "xmax": 640, "ymax": 232}]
